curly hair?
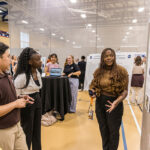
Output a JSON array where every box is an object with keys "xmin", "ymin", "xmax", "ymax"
[
  {"xmin": 14, "ymin": 47, "xmax": 38, "ymax": 88},
  {"xmin": 94, "ymin": 48, "xmax": 117, "ymax": 78},
  {"xmin": 134, "ymin": 56, "xmax": 142, "ymax": 66},
  {"xmin": 92, "ymin": 48, "xmax": 128, "ymax": 96}
]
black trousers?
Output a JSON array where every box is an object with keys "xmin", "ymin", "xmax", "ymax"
[
  {"xmin": 21, "ymin": 92, "xmax": 42, "ymax": 150},
  {"xmin": 96, "ymin": 95, "xmax": 123, "ymax": 150},
  {"xmin": 79, "ymin": 72, "xmax": 85, "ymax": 90}
]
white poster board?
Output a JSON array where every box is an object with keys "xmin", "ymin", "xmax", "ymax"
[
  {"xmin": 84, "ymin": 52, "xmax": 146, "ymax": 95},
  {"xmin": 41, "ymin": 57, "xmax": 46, "ymax": 73}
]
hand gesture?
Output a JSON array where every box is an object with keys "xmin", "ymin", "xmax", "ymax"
[
  {"xmin": 19, "ymin": 95, "xmax": 34, "ymax": 104},
  {"xmin": 105, "ymin": 100, "xmax": 118, "ymax": 113},
  {"xmin": 15, "ymin": 98, "xmax": 28, "ymax": 108}
]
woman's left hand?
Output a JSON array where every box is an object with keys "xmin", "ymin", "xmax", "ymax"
[
  {"xmin": 105, "ymin": 100, "xmax": 118, "ymax": 113},
  {"xmin": 68, "ymin": 73, "xmax": 73, "ymax": 78}
]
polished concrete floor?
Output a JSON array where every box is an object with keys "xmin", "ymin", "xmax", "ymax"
[{"xmin": 41, "ymin": 91, "xmax": 142, "ymax": 150}]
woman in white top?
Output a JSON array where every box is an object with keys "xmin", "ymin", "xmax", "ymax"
[
  {"xmin": 131, "ymin": 56, "xmax": 144, "ymax": 104},
  {"xmin": 14, "ymin": 47, "xmax": 42, "ymax": 150}
]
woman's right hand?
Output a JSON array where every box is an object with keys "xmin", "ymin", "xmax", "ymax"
[{"xmin": 89, "ymin": 89, "xmax": 96, "ymax": 98}]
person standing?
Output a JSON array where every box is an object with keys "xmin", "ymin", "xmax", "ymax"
[
  {"xmin": 89, "ymin": 48, "xmax": 128, "ymax": 150},
  {"xmin": 45, "ymin": 53, "xmax": 59, "ymax": 75},
  {"xmin": 78, "ymin": 56, "xmax": 86, "ymax": 91},
  {"xmin": 0, "ymin": 42, "xmax": 33, "ymax": 150},
  {"xmin": 131, "ymin": 56, "xmax": 144, "ymax": 104},
  {"xmin": 14, "ymin": 47, "xmax": 43, "ymax": 150},
  {"xmin": 63, "ymin": 55, "xmax": 81, "ymax": 113}
]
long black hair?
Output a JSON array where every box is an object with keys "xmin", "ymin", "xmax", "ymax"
[
  {"xmin": 14, "ymin": 47, "xmax": 38, "ymax": 88},
  {"xmin": 50, "ymin": 53, "xmax": 58, "ymax": 64}
]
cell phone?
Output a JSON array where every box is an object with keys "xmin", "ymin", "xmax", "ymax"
[{"xmin": 88, "ymin": 90, "xmax": 95, "ymax": 96}]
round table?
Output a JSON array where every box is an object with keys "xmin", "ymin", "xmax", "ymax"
[{"xmin": 41, "ymin": 76, "xmax": 72, "ymax": 120}]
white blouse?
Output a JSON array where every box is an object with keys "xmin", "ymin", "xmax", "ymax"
[
  {"xmin": 14, "ymin": 70, "xmax": 42, "ymax": 95},
  {"xmin": 132, "ymin": 65, "xmax": 144, "ymax": 74}
]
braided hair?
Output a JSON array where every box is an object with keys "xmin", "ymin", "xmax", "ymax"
[{"xmin": 14, "ymin": 47, "xmax": 38, "ymax": 88}]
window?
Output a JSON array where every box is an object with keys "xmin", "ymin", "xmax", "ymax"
[{"xmin": 20, "ymin": 32, "xmax": 29, "ymax": 48}]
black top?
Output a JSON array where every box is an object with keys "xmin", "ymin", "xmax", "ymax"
[
  {"xmin": 78, "ymin": 61, "xmax": 86, "ymax": 72},
  {"xmin": 34, "ymin": 79, "xmax": 40, "ymax": 87},
  {"xmin": 63, "ymin": 63, "xmax": 80, "ymax": 78}
]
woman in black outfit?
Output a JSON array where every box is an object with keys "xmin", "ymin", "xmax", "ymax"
[{"xmin": 89, "ymin": 48, "xmax": 129, "ymax": 150}]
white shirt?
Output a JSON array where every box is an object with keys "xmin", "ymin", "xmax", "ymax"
[
  {"xmin": 14, "ymin": 70, "xmax": 42, "ymax": 95},
  {"xmin": 132, "ymin": 65, "xmax": 144, "ymax": 74}
]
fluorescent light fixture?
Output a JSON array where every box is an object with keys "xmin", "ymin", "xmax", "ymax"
[
  {"xmin": 73, "ymin": 45, "xmax": 82, "ymax": 48},
  {"xmin": 40, "ymin": 28, "xmax": 45, "ymax": 31},
  {"xmin": 138, "ymin": 7, "xmax": 145, "ymax": 12},
  {"xmin": 122, "ymin": 39, "xmax": 126, "ymax": 41},
  {"xmin": 66, "ymin": 40, "xmax": 70, "ymax": 42},
  {"xmin": 80, "ymin": 14, "xmax": 87, "ymax": 19},
  {"xmin": 132, "ymin": 19, "xmax": 137, "ymax": 23},
  {"xmin": 87, "ymin": 24, "xmax": 92, "ymax": 27},
  {"xmin": 126, "ymin": 32, "xmax": 130, "ymax": 35},
  {"xmin": 92, "ymin": 30, "xmax": 96, "ymax": 33},
  {"xmin": 70, "ymin": 0, "xmax": 77, "ymax": 3},
  {"xmin": 60, "ymin": 37, "xmax": 64, "ymax": 40},
  {"xmin": 72, "ymin": 41, "xmax": 76, "ymax": 45},
  {"xmin": 51, "ymin": 33, "xmax": 56, "ymax": 36},
  {"xmin": 22, "ymin": 20, "xmax": 28, "ymax": 24},
  {"xmin": 129, "ymin": 27, "xmax": 133, "ymax": 30},
  {"xmin": 120, "ymin": 45, "xmax": 138, "ymax": 48}
]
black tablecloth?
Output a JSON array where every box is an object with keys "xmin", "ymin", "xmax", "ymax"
[{"xmin": 41, "ymin": 76, "xmax": 72, "ymax": 120}]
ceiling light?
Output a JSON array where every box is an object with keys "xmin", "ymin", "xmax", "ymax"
[
  {"xmin": 72, "ymin": 41, "xmax": 76, "ymax": 45},
  {"xmin": 129, "ymin": 27, "xmax": 133, "ymax": 30},
  {"xmin": 126, "ymin": 32, "xmax": 130, "ymax": 35},
  {"xmin": 80, "ymin": 14, "xmax": 87, "ymax": 19},
  {"xmin": 40, "ymin": 28, "xmax": 45, "ymax": 31},
  {"xmin": 132, "ymin": 19, "xmax": 137, "ymax": 23},
  {"xmin": 22, "ymin": 20, "xmax": 28, "ymax": 24},
  {"xmin": 138, "ymin": 7, "xmax": 145, "ymax": 12},
  {"xmin": 97, "ymin": 38, "xmax": 100, "ymax": 40},
  {"xmin": 70, "ymin": 0, "xmax": 77, "ymax": 3},
  {"xmin": 122, "ymin": 39, "xmax": 126, "ymax": 41},
  {"xmin": 66, "ymin": 40, "xmax": 70, "ymax": 42},
  {"xmin": 87, "ymin": 24, "xmax": 92, "ymax": 27},
  {"xmin": 92, "ymin": 30, "xmax": 96, "ymax": 33},
  {"xmin": 60, "ymin": 37, "xmax": 64, "ymax": 40},
  {"xmin": 51, "ymin": 33, "xmax": 56, "ymax": 36}
]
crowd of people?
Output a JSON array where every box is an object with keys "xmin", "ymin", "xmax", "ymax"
[{"xmin": 0, "ymin": 41, "xmax": 146, "ymax": 150}]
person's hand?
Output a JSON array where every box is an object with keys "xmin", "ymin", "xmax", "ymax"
[
  {"xmin": 89, "ymin": 89, "xmax": 96, "ymax": 98},
  {"xmin": 19, "ymin": 95, "xmax": 34, "ymax": 104},
  {"xmin": 68, "ymin": 73, "xmax": 73, "ymax": 78},
  {"xmin": 15, "ymin": 98, "xmax": 28, "ymax": 108},
  {"xmin": 105, "ymin": 100, "xmax": 118, "ymax": 113},
  {"xmin": 15, "ymin": 96, "xmax": 34, "ymax": 108}
]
